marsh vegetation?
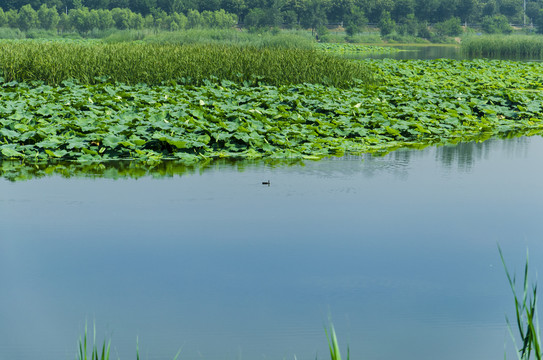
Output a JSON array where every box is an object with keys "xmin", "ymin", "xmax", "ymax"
[
  {"xmin": 1, "ymin": 41, "xmax": 542, "ymax": 165},
  {"xmin": 0, "ymin": 40, "xmax": 371, "ymax": 86},
  {"xmin": 462, "ymin": 35, "xmax": 543, "ymax": 59}
]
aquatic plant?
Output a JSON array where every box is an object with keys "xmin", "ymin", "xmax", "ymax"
[
  {"xmin": 76, "ymin": 324, "xmax": 181, "ymax": 360},
  {"xmin": 0, "ymin": 40, "xmax": 371, "ymax": 87},
  {"xmin": 144, "ymin": 28, "xmax": 315, "ymax": 49},
  {"xmin": 1, "ymin": 58, "xmax": 543, "ymax": 166},
  {"xmin": 499, "ymin": 246, "xmax": 542, "ymax": 360},
  {"xmin": 461, "ymin": 35, "xmax": 543, "ymax": 59},
  {"xmin": 325, "ymin": 323, "xmax": 349, "ymax": 360},
  {"xmin": 77, "ymin": 323, "xmax": 111, "ymax": 360},
  {"xmin": 316, "ymin": 42, "xmax": 399, "ymax": 55}
]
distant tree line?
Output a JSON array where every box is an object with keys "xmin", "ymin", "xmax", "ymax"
[
  {"xmin": 0, "ymin": 4, "xmax": 237, "ymax": 32},
  {"xmin": 2, "ymin": 0, "xmax": 543, "ymax": 35}
]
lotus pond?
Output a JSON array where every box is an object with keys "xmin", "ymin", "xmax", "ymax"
[
  {"xmin": 1, "ymin": 136, "xmax": 543, "ymax": 360},
  {"xmin": 1, "ymin": 55, "xmax": 543, "ymax": 164},
  {"xmin": 2, "ymin": 39, "xmax": 543, "ymax": 359}
]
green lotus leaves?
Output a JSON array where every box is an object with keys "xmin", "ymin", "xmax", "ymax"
[{"xmin": 1, "ymin": 58, "xmax": 543, "ymax": 165}]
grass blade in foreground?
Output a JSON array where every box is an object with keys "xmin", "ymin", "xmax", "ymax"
[
  {"xmin": 499, "ymin": 246, "xmax": 542, "ymax": 360},
  {"xmin": 324, "ymin": 322, "xmax": 350, "ymax": 360},
  {"xmin": 77, "ymin": 322, "xmax": 111, "ymax": 360}
]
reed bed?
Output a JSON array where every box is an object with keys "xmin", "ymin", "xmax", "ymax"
[
  {"xmin": 461, "ymin": 35, "xmax": 543, "ymax": 59},
  {"xmin": 143, "ymin": 28, "xmax": 316, "ymax": 49},
  {"xmin": 0, "ymin": 40, "xmax": 372, "ymax": 87}
]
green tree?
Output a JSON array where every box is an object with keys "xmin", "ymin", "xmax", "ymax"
[
  {"xmin": 221, "ymin": 0, "xmax": 247, "ymax": 18},
  {"xmin": 86, "ymin": 8, "xmax": 101, "ymax": 29},
  {"xmin": 344, "ymin": 6, "xmax": 367, "ymax": 36},
  {"xmin": 38, "ymin": 4, "xmax": 60, "ymax": 30},
  {"xmin": 144, "ymin": 13, "xmax": 154, "ymax": 28},
  {"xmin": 85, "ymin": 0, "xmax": 111, "ymax": 10},
  {"xmin": 111, "ymin": 7, "xmax": 131, "ymax": 29},
  {"xmin": 535, "ymin": 8, "xmax": 543, "ymax": 32},
  {"xmin": 481, "ymin": 0, "xmax": 498, "ymax": 17},
  {"xmin": 378, "ymin": 10, "xmax": 395, "ymax": 36},
  {"xmin": 72, "ymin": 0, "xmax": 84, "ymax": 9},
  {"xmin": 481, "ymin": 14, "xmax": 513, "ymax": 32},
  {"xmin": 360, "ymin": 0, "xmax": 394, "ymax": 23},
  {"xmin": 18, "ymin": 4, "xmax": 39, "ymax": 30},
  {"xmin": 58, "ymin": 11, "xmax": 71, "ymax": 32},
  {"xmin": 171, "ymin": 11, "xmax": 187, "ymax": 28},
  {"xmin": 0, "ymin": 8, "xmax": 7, "ymax": 27},
  {"xmin": 415, "ymin": 0, "xmax": 439, "ymax": 21},
  {"xmin": 197, "ymin": 0, "xmax": 221, "ymax": 11},
  {"xmin": 498, "ymin": 0, "xmax": 523, "ymax": 22},
  {"xmin": 433, "ymin": 16, "xmax": 462, "ymax": 36},
  {"xmin": 455, "ymin": 0, "xmax": 478, "ymax": 24},
  {"xmin": 283, "ymin": 0, "xmax": 305, "ymax": 21},
  {"xmin": 396, "ymin": 13, "xmax": 417, "ymax": 35},
  {"xmin": 391, "ymin": 0, "xmax": 414, "ymax": 21},
  {"xmin": 129, "ymin": 0, "xmax": 156, "ymax": 15},
  {"xmin": 417, "ymin": 20, "xmax": 431, "ymax": 38},
  {"xmin": 129, "ymin": 11, "xmax": 144, "ymax": 28},
  {"xmin": 435, "ymin": 0, "xmax": 458, "ymax": 21},
  {"xmin": 526, "ymin": 1, "xmax": 541, "ymax": 23},
  {"xmin": 212, "ymin": 9, "xmax": 237, "ymax": 27},
  {"xmin": 95, "ymin": 9, "xmax": 115, "ymax": 29},
  {"xmin": 69, "ymin": 7, "xmax": 92, "ymax": 32},
  {"xmin": 244, "ymin": 7, "xmax": 267, "ymax": 27},
  {"xmin": 299, "ymin": 0, "xmax": 330, "ymax": 32},
  {"xmin": 282, "ymin": 9, "xmax": 298, "ymax": 27},
  {"xmin": 109, "ymin": 0, "xmax": 130, "ymax": 8},
  {"xmin": 327, "ymin": 0, "xmax": 353, "ymax": 23},
  {"xmin": 6, "ymin": 9, "xmax": 18, "ymax": 28},
  {"xmin": 187, "ymin": 9, "xmax": 202, "ymax": 27},
  {"xmin": 150, "ymin": 8, "xmax": 166, "ymax": 29}
]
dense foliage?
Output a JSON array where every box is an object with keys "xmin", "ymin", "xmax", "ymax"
[
  {"xmin": 1, "ymin": 58, "xmax": 542, "ymax": 165},
  {"xmin": 462, "ymin": 34, "xmax": 543, "ymax": 57},
  {"xmin": 1, "ymin": 0, "xmax": 543, "ymax": 37},
  {"xmin": 0, "ymin": 40, "xmax": 372, "ymax": 86}
]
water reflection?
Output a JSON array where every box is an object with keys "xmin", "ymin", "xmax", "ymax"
[
  {"xmin": 436, "ymin": 137, "xmax": 530, "ymax": 173},
  {"xmin": 1, "ymin": 136, "xmax": 542, "ymax": 360},
  {"xmin": 349, "ymin": 45, "xmax": 464, "ymax": 60},
  {"xmin": 0, "ymin": 136, "xmax": 538, "ymax": 182},
  {"xmin": 0, "ymin": 158, "xmax": 304, "ymax": 182},
  {"xmin": 348, "ymin": 44, "xmax": 542, "ymax": 61}
]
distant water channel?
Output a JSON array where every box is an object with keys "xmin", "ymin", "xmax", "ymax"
[
  {"xmin": 1, "ymin": 136, "xmax": 543, "ymax": 360},
  {"xmin": 354, "ymin": 45, "xmax": 465, "ymax": 60},
  {"xmin": 358, "ymin": 44, "xmax": 543, "ymax": 61}
]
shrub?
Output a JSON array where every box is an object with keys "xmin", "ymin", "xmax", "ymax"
[
  {"xmin": 433, "ymin": 17, "xmax": 463, "ymax": 37},
  {"xmin": 481, "ymin": 15, "xmax": 513, "ymax": 34}
]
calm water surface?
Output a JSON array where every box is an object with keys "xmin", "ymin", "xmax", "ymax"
[
  {"xmin": 356, "ymin": 45, "xmax": 465, "ymax": 60},
  {"xmin": 1, "ymin": 137, "xmax": 543, "ymax": 360}
]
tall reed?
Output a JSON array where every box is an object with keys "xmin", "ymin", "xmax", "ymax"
[
  {"xmin": 76, "ymin": 324, "xmax": 182, "ymax": 360},
  {"xmin": 499, "ymin": 246, "xmax": 542, "ymax": 360},
  {"xmin": 462, "ymin": 35, "xmax": 543, "ymax": 59},
  {"xmin": 77, "ymin": 322, "xmax": 111, "ymax": 360},
  {"xmin": 325, "ymin": 322, "xmax": 350, "ymax": 360},
  {"xmin": 144, "ymin": 28, "xmax": 315, "ymax": 49},
  {"xmin": 0, "ymin": 40, "xmax": 373, "ymax": 87}
]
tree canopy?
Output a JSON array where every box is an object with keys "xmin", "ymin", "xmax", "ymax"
[{"xmin": 0, "ymin": 0, "xmax": 540, "ymax": 34}]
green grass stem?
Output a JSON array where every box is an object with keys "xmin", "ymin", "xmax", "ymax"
[
  {"xmin": 499, "ymin": 245, "xmax": 542, "ymax": 360},
  {"xmin": 0, "ymin": 40, "xmax": 373, "ymax": 88},
  {"xmin": 77, "ymin": 322, "xmax": 111, "ymax": 360},
  {"xmin": 462, "ymin": 35, "xmax": 543, "ymax": 59},
  {"xmin": 324, "ymin": 322, "xmax": 349, "ymax": 360}
]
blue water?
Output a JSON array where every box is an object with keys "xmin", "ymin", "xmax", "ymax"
[{"xmin": 1, "ymin": 136, "xmax": 542, "ymax": 360}]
